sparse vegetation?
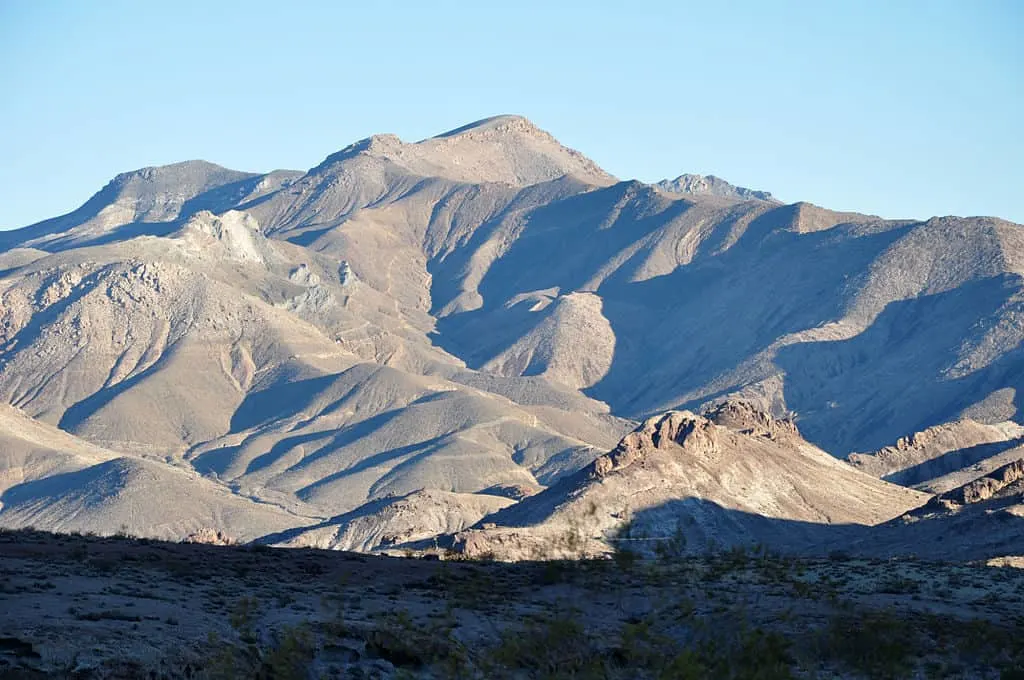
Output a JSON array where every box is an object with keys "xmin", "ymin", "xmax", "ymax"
[{"xmin": 1, "ymin": 529, "xmax": 1023, "ymax": 679}]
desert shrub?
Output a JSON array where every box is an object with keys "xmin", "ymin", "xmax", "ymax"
[
  {"xmin": 654, "ymin": 522, "xmax": 688, "ymax": 561},
  {"xmin": 362, "ymin": 610, "xmax": 464, "ymax": 670},
  {"xmin": 229, "ymin": 596, "xmax": 261, "ymax": 643},
  {"xmin": 822, "ymin": 609, "xmax": 918, "ymax": 679},
  {"xmin": 539, "ymin": 559, "xmax": 577, "ymax": 584},
  {"xmin": 73, "ymin": 609, "xmax": 141, "ymax": 622},
  {"xmin": 201, "ymin": 625, "xmax": 315, "ymax": 680},
  {"xmin": 260, "ymin": 624, "xmax": 315, "ymax": 680},
  {"xmin": 721, "ymin": 627, "xmax": 794, "ymax": 680},
  {"xmin": 490, "ymin": 614, "xmax": 605, "ymax": 678},
  {"xmin": 878, "ymin": 575, "xmax": 922, "ymax": 595},
  {"xmin": 613, "ymin": 546, "xmax": 640, "ymax": 571}
]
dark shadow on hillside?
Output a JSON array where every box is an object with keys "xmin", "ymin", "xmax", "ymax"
[
  {"xmin": 589, "ymin": 210, "xmax": 913, "ymax": 416},
  {"xmin": 194, "ymin": 401, "xmax": 413, "ymax": 478},
  {"xmin": 476, "ymin": 182, "xmax": 692, "ymax": 300},
  {"xmin": 430, "ymin": 181, "xmax": 690, "ymax": 364},
  {"xmin": 285, "ymin": 225, "xmax": 336, "ymax": 248},
  {"xmin": 0, "ymin": 181, "xmax": 124, "ymax": 251},
  {"xmin": 37, "ymin": 221, "xmax": 183, "ymax": 251},
  {"xmin": 433, "ymin": 194, "xmax": 912, "ymax": 421},
  {"xmin": 425, "ymin": 177, "xmax": 584, "ymax": 320},
  {"xmin": 198, "ymin": 380, "xmax": 469, "ymax": 482},
  {"xmin": 58, "ymin": 359, "xmax": 168, "ymax": 433},
  {"xmin": 621, "ymin": 498, "xmax": 870, "ymax": 555},
  {"xmin": 776, "ymin": 275, "xmax": 1024, "ymax": 455},
  {"xmin": 228, "ymin": 374, "xmax": 341, "ymax": 432},
  {"xmin": 255, "ymin": 495, "xmax": 404, "ymax": 546},
  {"xmin": 607, "ymin": 496, "xmax": 1024, "ymax": 562},
  {"xmin": 0, "ymin": 459, "xmax": 128, "ymax": 508},
  {"xmin": 473, "ymin": 483, "xmax": 877, "ymax": 556},
  {"xmin": 178, "ymin": 175, "xmax": 268, "ymax": 217},
  {"xmin": 885, "ymin": 436, "xmax": 1024, "ymax": 487}
]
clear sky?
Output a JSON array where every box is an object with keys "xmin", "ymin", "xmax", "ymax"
[{"xmin": 1, "ymin": 0, "xmax": 1021, "ymax": 228}]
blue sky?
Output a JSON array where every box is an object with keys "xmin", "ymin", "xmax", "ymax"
[{"xmin": 1, "ymin": 0, "xmax": 1021, "ymax": 227}]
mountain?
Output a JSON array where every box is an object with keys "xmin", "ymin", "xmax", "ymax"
[
  {"xmin": 0, "ymin": 114, "xmax": 1022, "ymax": 557},
  {"xmin": 452, "ymin": 403, "xmax": 928, "ymax": 560},
  {"xmin": 841, "ymin": 458, "xmax": 1024, "ymax": 561},
  {"xmin": 656, "ymin": 173, "xmax": 775, "ymax": 201}
]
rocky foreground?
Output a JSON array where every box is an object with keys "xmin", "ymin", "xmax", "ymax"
[{"xmin": 2, "ymin": 529, "xmax": 1024, "ymax": 679}]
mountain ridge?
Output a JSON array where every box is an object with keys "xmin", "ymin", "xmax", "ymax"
[
  {"xmin": 0, "ymin": 114, "xmax": 1022, "ymax": 559},
  {"xmin": 656, "ymin": 173, "xmax": 776, "ymax": 201}
]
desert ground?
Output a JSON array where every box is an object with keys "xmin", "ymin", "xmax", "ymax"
[{"xmin": 1, "ymin": 529, "xmax": 1023, "ymax": 679}]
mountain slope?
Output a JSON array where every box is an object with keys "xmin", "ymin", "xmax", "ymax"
[
  {"xmin": 0, "ymin": 457, "xmax": 306, "ymax": 541},
  {"xmin": 1, "ymin": 161, "xmax": 302, "ymax": 252},
  {"xmin": 0, "ymin": 404, "xmax": 118, "ymax": 498},
  {"xmin": 0, "ymin": 405, "xmax": 308, "ymax": 540},
  {"xmin": 266, "ymin": 488, "xmax": 515, "ymax": 552},
  {"xmin": 847, "ymin": 418, "xmax": 1024, "ymax": 492},
  {"xmin": 454, "ymin": 403, "xmax": 928, "ymax": 559},
  {"xmin": 370, "ymin": 114, "xmax": 615, "ymax": 187},
  {"xmin": 0, "ymin": 114, "xmax": 1022, "ymax": 553}
]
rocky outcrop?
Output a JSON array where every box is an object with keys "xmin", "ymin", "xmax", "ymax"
[
  {"xmin": 452, "ymin": 403, "xmax": 927, "ymax": 560},
  {"xmin": 184, "ymin": 528, "xmax": 236, "ymax": 545},
  {"xmin": 174, "ymin": 210, "xmax": 272, "ymax": 264},
  {"xmin": 703, "ymin": 401, "xmax": 799, "ymax": 441},
  {"xmin": 847, "ymin": 419, "xmax": 1024, "ymax": 492},
  {"xmin": 936, "ymin": 458, "xmax": 1024, "ymax": 507},
  {"xmin": 962, "ymin": 459, "xmax": 1024, "ymax": 502},
  {"xmin": 592, "ymin": 410, "xmax": 718, "ymax": 478}
]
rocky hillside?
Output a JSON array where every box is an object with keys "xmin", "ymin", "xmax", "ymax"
[
  {"xmin": 847, "ymin": 418, "xmax": 1024, "ymax": 492},
  {"xmin": 452, "ymin": 403, "xmax": 928, "ymax": 560},
  {"xmin": 0, "ymin": 114, "xmax": 1022, "ymax": 555}
]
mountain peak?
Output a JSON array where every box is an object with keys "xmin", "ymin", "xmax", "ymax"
[
  {"xmin": 109, "ymin": 160, "xmax": 253, "ymax": 188},
  {"xmin": 657, "ymin": 173, "xmax": 775, "ymax": 202},
  {"xmin": 317, "ymin": 115, "xmax": 615, "ymax": 187},
  {"xmin": 430, "ymin": 114, "xmax": 538, "ymax": 140}
]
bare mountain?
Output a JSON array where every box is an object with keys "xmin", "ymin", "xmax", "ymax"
[
  {"xmin": 329, "ymin": 114, "xmax": 616, "ymax": 187},
  {"xmin": 1, "ymin": 161, "xmax": 302, "ymax": 252},
  {"xmin": 847, "ymin": 460, "xmax": 1024, "ymax": 561},
  {"xmin": 656, "ymin": 173, "xmax": 775, "ymax": 201},
  {"xmin": 0, "ymin": 404, "xmax": 305, "ymax": 540},
  {"xmin": 0, "ymin": 114, "xmax": 1022, "ymax": 555},
  {"xmin": 453, "ymin": 403, "xmax": 1024, "ymax": 563},
  {"xmin": 0, "ymin": 205, "xmax": 628, "ymax": 537}
]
